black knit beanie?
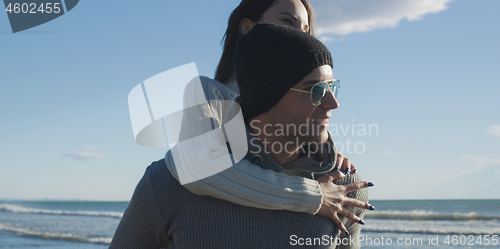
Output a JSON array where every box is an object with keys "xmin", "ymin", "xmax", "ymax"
[{"xmin": 234, "ymin": 23, "xmax": 333, "ymax": 123}]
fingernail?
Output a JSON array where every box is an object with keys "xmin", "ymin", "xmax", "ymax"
[
  {"xmin": 345, "ymin": 231, "xmax": 350, "ymax": 236},
  {"xmin": 353, "ymin": 169, "xmax": 357, "ymax": 174},
  {"xmin": 367, "ymin": 182, "xmax": 374, "ymax": 187},
  {"xmin": 333, "ymin": 166, "xmax": 339, "ymax": 171},
  {"xmin": 359, "ymin": 220, "xmax": 365, "ymax": 225},
  {"xmin": 345, "ymin": 168, "xmax": 349, "ymax": 174},
  {"xmin": 369, "ymin": 205, "xmax": 375, "ymax": 210}
]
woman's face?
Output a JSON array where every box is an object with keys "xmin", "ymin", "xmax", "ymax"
[{"xmin": 241, "ymin": 0, "xmax": 309, "ymax": 35}]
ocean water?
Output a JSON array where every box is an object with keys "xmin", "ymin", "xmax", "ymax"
[
  {"xmin": 0, "ymin": 201, "xmax": 126, "ymax": 248},
  {"xmin": 0, "ymin": 200, "xmax": 499, "ymax": 248},
  {"xmin": 362, "ymin": 200, "xmax": 500, "ymax": 248}
]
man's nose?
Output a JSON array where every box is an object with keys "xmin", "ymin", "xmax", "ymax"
[{"xmin": 320, "ymin": 89, "xmax": 339, "ymax": 110}]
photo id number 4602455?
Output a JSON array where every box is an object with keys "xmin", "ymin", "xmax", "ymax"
[
  {"xmin": 442, "ymin": 235, "xmax": 498, "ymax": 246},
  {"xmin": 5, "ymin": 2, "xmax": 62, "ymax": 14}
]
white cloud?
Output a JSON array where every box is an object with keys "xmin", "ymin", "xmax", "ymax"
[
  {"xmin": 319, "ymin": 36, "xmax": 335, "ymax": 43},
  {"xmin": 313, "ymin": 0, "xmax": 453, "ymax": 36},
  {"xmin": 487, "ymin": 125, "xmax": 500, "ymax": 137},
  {"xmin": 463, "ymin": 155, "xmax": 500, "ymax": 165},
  {"xmin": 385, "ymin": 150, "xmax": 397, "ymax": 155},
  {"xmin": 63, "ymin": 151, "xmax": 105, "ymax": 162}
]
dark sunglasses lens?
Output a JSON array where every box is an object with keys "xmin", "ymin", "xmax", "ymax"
[{"xmin": 310, "ymin": 82, "xmax": 328, "ymax": 106}]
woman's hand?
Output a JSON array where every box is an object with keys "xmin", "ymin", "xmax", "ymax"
[{"xmin": 316, "ymin": 170, "xmax": 374, "ymax": 235}]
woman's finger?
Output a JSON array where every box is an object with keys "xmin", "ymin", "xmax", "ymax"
[
  {"xmin": 342, "ymin": 198, "xmax": 375, "ymax": 211},
  {"xmin": 316, "ymin": 170, "xmax": 345, "ymax": 183},
  {"xmin": 335, "ymin": 151, "xmax": 344, "ymax": 170},
  {"xmin": 342, "ymin": 181, "xmax": 374, "ymax": 194},
  {"xmin": 331, "ymin": 214, "xmax": 349, "ymax": 236},
  {"xmin": 350, "ymin": 163, "xmax": 357, "ymax": 174},
  {"xmin": 338, "ymin": 207, "xmax": 364, "ymax": 226},
  {"xmin": 341, "ymin": 156, "xmax": 351, "ymax": 174}
]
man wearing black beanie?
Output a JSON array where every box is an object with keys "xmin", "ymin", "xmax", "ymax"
[{"xmin": 234, "ymin": 24, "xmax": 370, "ymax": 248}]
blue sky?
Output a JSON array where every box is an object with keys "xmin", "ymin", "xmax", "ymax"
[{"xmin": 1, "ymin": 0, "xmax": 499, "ymax": 201}]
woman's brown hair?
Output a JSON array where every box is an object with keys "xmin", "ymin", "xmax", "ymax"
[{"xmin": 214, "ymin": 0, "xmax": 316, "ymax": 83}]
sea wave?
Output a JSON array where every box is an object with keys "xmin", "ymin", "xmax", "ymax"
[
  {"xmin": 0, "ymin": 204, "xmax": 123, "ymax": 218},
  {"xmin": 0, "ymin": 223, "xmax": 112, "ymax": 245},
  {"xmin": 362, "ymin": 225, "xmax": 500, "ymax": 235},
  {"xmin": 364, "ymin": 210, "xmax": 500, "ymax": 221}
]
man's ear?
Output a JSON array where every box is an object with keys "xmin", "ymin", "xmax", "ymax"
[{"xmin": 240, "ymin": 18, "xmax": 256, "ymax": 35}]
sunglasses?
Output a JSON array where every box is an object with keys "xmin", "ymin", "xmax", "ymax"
[{"xmin": 289, "ymin": 79, "xmax": 340, "ymax": 106}]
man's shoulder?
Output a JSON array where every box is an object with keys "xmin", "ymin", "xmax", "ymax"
[
  {"xmin": 142, "ymin": 158, "xmax": 184, "ymax": 194},
  {"xmin": 144, "ymin": 158, "xmax": 168, "ymax": 176}
]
